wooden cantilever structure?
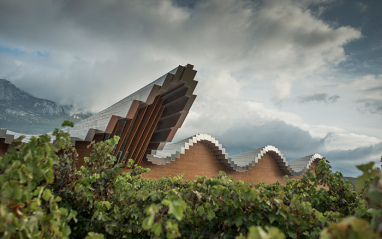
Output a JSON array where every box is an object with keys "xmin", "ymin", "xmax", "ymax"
[{"xmin": 67, "ymin": 64, "xmax": 198, "ymax": 168}]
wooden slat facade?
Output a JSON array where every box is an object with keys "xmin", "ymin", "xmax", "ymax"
[{"xmin": 63, "ymin": 64, "xmax": 198, "ymax": 169}]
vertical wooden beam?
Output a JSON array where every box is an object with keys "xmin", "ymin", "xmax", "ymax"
[
  {"xmin": 130, "ymin": 97, "xmax": 164, "ymax": 164},
  {"xmin": 113, "ymin": 119, "xmax": 132, "ymax": 157},
  {"xmin": 119, "ymin": 105, "xmax": 148, "ymax": 165},
  {"xmin": 135, "ymin": 106, "xmax": 164, "ymax": 166},
  {"xmin": 127, "ymin": 96, "xmax": 161, "ymax": 163},
  {"xmin": 110, "ymin": 121, "xmax": 119, "ymax": 139},
  {"xmin": 105, "ymin": 115, "xmax": 122, "ymax": 134}
]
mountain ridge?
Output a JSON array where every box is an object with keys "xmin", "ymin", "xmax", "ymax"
[{"xmin": 0, "ymin": 79, "xmax": 91, "ymax": 134}]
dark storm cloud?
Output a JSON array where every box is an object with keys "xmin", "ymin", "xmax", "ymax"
[
  {"xmin": 299, "ymin": 93, "xmax": 340, "ymax": 103},
  {"xmin": 213, "ymin": 119, "xmax": 381, "ymax": 176},
  {"xmin": 324, "ymin": 142, "xmax": 382, "ymax": 175},
  {"xmin": 214, "ymin": 120, "xmax": 325, "ymax": 158},
  {"xmin": 0, "ymin": 0, "xmax": 362, "ymax": 110}
]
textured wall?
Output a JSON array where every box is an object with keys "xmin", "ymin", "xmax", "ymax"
[
  {"xmin": 140, "ymin": 143, "xmax": 227, "ymax": 180},
  {"xmin": 228, "ymin": 153, "xmax": 287, "ymax": 184},
  {"xmin": 140, "ymin": 143, "xmax": 316, "ymax": 184}
]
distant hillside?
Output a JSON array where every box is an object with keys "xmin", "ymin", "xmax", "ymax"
[{"xmin": 0, "ymin": 79, "xmax": 91, "ymax": 134}]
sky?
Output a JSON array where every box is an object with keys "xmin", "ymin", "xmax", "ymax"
[{"xmin": 0, "ymin": 0, "xmax": 381, "ymax": 176}]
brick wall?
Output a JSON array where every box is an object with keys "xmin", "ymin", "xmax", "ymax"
[
  {"xmin": 139, "ymin": 142, "xmax": 317, "ymax": 184},
  {"xmin": 140, "ymin": 143, "xmax": 228, "ymax": 180},
  {"xmin": 228, "ymin": 153, "xmax": 287, "ymax": 184}
]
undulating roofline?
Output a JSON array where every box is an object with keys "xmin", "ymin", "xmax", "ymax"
[{"xmin": 147, "ymin": 134, "xmax": 323, "ymax": 176}]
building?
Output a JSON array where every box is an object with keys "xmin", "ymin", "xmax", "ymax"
[{"xmin": 0, "ymin": 64, "xmax": 323, "ymax": 183}]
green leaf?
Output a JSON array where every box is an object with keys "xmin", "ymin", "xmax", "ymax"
[
  {"xmin": 152, "ymin": 223, "xmax": 162, "ymax": 237},
  {"xmin": 269, "ymin": 214, "xmax": 277, "ymax": 224},
  {"xmin": 206, "ymin": 210, "xmax": 215, "ymax": 221},
  {"xmin": 42, "ymin": 189, "xmax": 53, "ymax": 201},
  {"xmin": 127, "ymin": 159, "xmax": 134, "ymax": 168},
  {"xmin": 85, "ymin": 232, "xmax": 104, "ymax": 239},
  {"xmin": 62, "ymin": 120, "xmax": 74, "ymax": 127},
  {"xmin": 288, "ymin": 230, "xmax": 297, "ymax": 239},
  {"xmin": 356, "ymin": 162, "xmax": 374, "ymax": 174},
  {"xmin": 163, "ymin": 198, "xmax": 187, "ymax": 221}
]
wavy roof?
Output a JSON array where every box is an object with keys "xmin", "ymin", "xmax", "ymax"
[{"xmin": 147, "ymin": 134, "xmax": 323, "ymax": 176}]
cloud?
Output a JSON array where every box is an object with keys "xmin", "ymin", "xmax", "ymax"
[
  {"xmin": 323, "ymin": 132, "xmax": 381, "ymax": 151},
  {"xmin": 343, "ymin": 74, "xmax": 382, "ymax": 114},
  {"xmin": 299, "ymin": 93, "xmax": 340, "ymax": 103},
  {"xmin": 356, "ymin": 1, "xmax": 368, "ymax": 13},
  {"xmin": 324, "ymin": 142, "xmax": 382, "ymax": 176},
  {"xmin": 0, "ymin": 0, "xmax": 362, "ymax": 109}
]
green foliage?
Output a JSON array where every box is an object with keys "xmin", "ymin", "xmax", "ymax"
[
  {"xmin": 236, "ymin": 226, "xmax": 286, "ymax": 239},
  {"xmin": 354, "ymin": 162, "xmax": 382, "ymax": 235},
  {"xmin": 0, "ymin": 130, "xmax": 76, "ymax": 238},
  {"xmin": 1, "ymin": 127, "xmax": 381, "ymax": 238},
  {"xmin": 320, "ymin": 216, "xmax": 379, "ymax": 239},
  {"xmin": 61, "ymin": 120, "xmax": 74, "ymax": 127}
]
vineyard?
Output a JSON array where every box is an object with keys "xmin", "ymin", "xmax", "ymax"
[{"xmin": 1, "ymin": 128, "xmax": 381, "ymax": 238}]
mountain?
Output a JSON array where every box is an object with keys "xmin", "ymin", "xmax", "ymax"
[{"xmin": 0, "ymin": 79, "xmax": 91, "ymax": 134}]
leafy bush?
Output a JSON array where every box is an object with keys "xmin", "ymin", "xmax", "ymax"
[
  {"xmin": 0, "ymin": 130, "xmax": 76, "ymax": 238},
  {"xmin": 0, "ymin": 128, "xmax": 380, "ymax": 238}
]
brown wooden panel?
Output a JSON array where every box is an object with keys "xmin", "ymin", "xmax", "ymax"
[
  {"xmin": 130, "ymin": 97, "xmax": 164, "ymax": 165},
  {"xmin": 155, "ymin": 113, "xmax": 181, "ymax": 130},
  {"xmin": 94, "ymin": 133, "xmax": 105, "ymax": 143},
  {"xmin": 110, "ymin": 121, "xmax": 119, "ymax": 139},
  {"xmin": 127, "ymin": 96, "xmax": 161, "ymax": 163},
  {"xmin": 162, "ymin": 87, "xmax": 188, "ymax": 105},
  {"xmin": 150, "ymin": 128, "xmax": 172, "ymax": 143},
  {"xmin": 0, "ymin": 138, "xmax": 10, "ymax": 157},
  {"xmin": 161, "ymin": 96, "xmax": 189, "ymax": 117},
  {"xmin": 113, "ymin": 119, "xmax": 132, "ymax": 157},
  {"xmin": 126, "ymin": 100, "xmax": 141, "ymax": 119},
  {"xmin": 105, "ymin": 115, "xmax": 122, "ymax": 134},
  {"xmin": 135, "ymin": 106, "xmax": 164, "ymax": 166},
  {"xmin": 114, "ymin": 119, "xmax": 127, "ymax": 137},
  {"xmin": 119, "ymin": 105, "xmax": 148, "ymax": 165}
]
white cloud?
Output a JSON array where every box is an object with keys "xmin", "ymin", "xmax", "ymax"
[
  {"xmin": 323, "ymin": 132, "xmax": 381, "ymax": 151},
  {"xmin": 339, "ymin": 74, "xmax": 382, "ymax": 114}
]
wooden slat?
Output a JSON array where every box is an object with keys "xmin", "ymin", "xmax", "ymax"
[
  {"xmin": 130, "ymin": 97, "xmax": 164, "ymax": 164},
  {"xmin": 127, "ymin": 96, "xmax": 161, "ymax": 163},
  {"xmin": 135, "ymin": 106, "xmax": 164, "ymax": 166},
  {"xmin": 119, "ymin": 105, "xmax": 148, "ymax": 166},
  {"xmin": 105, "ymin": 115, "xmax": 122, "ymax": 134},
  {"xmin": 110, "ymin": 121, "xmax": 119, "ymax": 139},
  {"xmin": 113, "ymin": 119, "xmax": 132, "ymax": 157},
  {"xmin": 114, "ymin": 119, "xmax": 127, "ymax": 137}
]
